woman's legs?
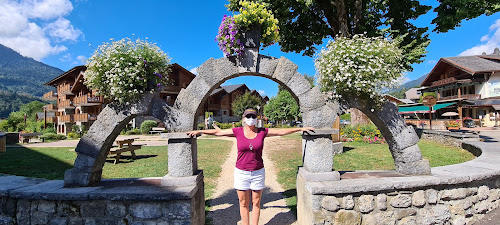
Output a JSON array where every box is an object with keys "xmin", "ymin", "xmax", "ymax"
[
  {"xmin": 237, "ymin": 189, "xmax": 263, "ymax": 225},
  {"xmin": 237, "ymin": 190, "xmax": 251, "ymax": 225},
  {"xmin": 251, "ymin": 190, "xmax": 263, "ymax": 225}
]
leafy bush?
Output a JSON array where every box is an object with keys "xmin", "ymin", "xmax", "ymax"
[
  {"xmin": 67, "ymin": 132, "xmax": 80, "ymax": 139},
  {"xmin": 140, "ymin": 120, "xmax": 157, "ymax": 134},
  {"xmin": 43, "ymin": 127, "xmax": 56, "ymax": 134},
  {"xmin": 197, "ymin": 123, "xmax": 205, "ymax": 130},
  {"xmin": 125, "ymin": 128, "xmax": 141, "ymax": 135},
  {"xmin": 40, "ymin": 133, "xmax": 67, "ymax": 140}
]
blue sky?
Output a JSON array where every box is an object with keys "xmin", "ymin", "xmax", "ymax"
[{"xmin": 1, "ymin": 0, "xmax": 499, "ymax": 98}]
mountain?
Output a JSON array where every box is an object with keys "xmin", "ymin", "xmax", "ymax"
[
  {"xmin": 388, "ymin": 74, "xmax": 427, "ymax": 99},
  {"xmin": 0, "ymin": 90, "xmax": 46, "ymax": 118},
  {"xmin": 0, "ymin": 44, "xmax": 64, "ymax": 97}
]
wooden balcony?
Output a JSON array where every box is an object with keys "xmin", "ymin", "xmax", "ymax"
[
  {"xmin": 46, "ymin": 116, "xmax": 57, "ymax": 123},
  {"xmin": 59, "ymin": 100, "xmax": 74, "ymax": 108},
  {"xmin": 439, "ymin": 94, "xmax": 481, "ymax": 101},
  {"xmin": 43, "ymin": 91, "xmax": 57, "ymax": 100},
  {"xmin": 44, "ymin": 104, "xmax": 57, "ymax": 111},
  {"xmin": 59, "ymin": 83, "xmax": 74, "ymax": 95},
  {"xmin": 74, "ymin": 94, "xmax": 104, "ymax": 106},
  {"xmin": 60, "ymin": 115, "xmax": 74, "ymax": 123},
  {"xmin": 74, "ymin": 113, "xmax": 97, "ymax": 122}
]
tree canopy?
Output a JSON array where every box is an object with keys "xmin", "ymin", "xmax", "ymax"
[
  {"xmin": 264, "ymin": 89, "xmax": 300, "ymax": 123},
  {"xmin": 227, "ymin": 0, "xmax": 499, "ymax": 71},
  {"xmin": 231, "ymin": 91, "xmax": 265, "ymax": 117}
]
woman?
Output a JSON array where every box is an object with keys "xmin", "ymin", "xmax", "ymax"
[{"xmin": 187, "ymin": 108, "xmax": 314, "ymax": 225}]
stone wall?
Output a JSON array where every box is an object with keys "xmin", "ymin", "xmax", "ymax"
[
  {"xmin": 0, "ymin": 174, "xmax": 205, "ymax": 225},
  {"xmin": 297, "ymin": 141, "xmax": 500, "ymax": 225},
  {"xmin": 418, "ymin": 129, "xmax": 482, "ymax": 149}
]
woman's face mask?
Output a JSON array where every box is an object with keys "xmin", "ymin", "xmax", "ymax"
[{"xmin": 244, "ymin": 117, "xmax": 257, "ymax": 126}]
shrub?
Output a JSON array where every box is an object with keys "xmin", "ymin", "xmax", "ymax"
[
  {"xmin": 40, "ymin": 133, "xmax": 67, "ymax": 140},
  {"xmin": 125, "ymin": 128, "xmax": 141, "ymax": 135},
  {"xmin": 140, "ymin": 120, "xmax": 157, "ymax": 134},
  {"xmin": 197, "ymin": 123, "xmax": 205, "ymax": 130},
  {"xmin": 67, "ymin": 132, "xmax": 80, "ymax": 139},
  {"xmin": 42, "ymin": 127, "xmax": 56, "ymax": 134},
  {"xmin": 341, "ymin": 124, "xmax": 382, "ymax": 142}
]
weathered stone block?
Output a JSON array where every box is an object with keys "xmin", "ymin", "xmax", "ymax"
[
  {"xmin": 474, "ymin": 201, "xmax": 490, "ymax": 214},
  {"xmin": 272, "ymin": 57, "xmax": 298, "ymax": 84},
  {"xmin": 257, "ymin": 55, "xmax": 278, "ymax": 75},
  {"xmin": 0, "ymin": 216, "xmax": 14, "ymax": 225},
  {"xmin": 416, "ymin": 205, "xmax": 451, "ymax": 225},
  {"xmin": 215, "ymin": 57, "xmax": 239, "ymax": 84},
  {"xmin": 478, "ymin": 186, "xmax": 490, "ymax": 201},
  {"xmin": 377, "ymin": 194, "xmax": 387, "ymax": 211},
  {"xmin": 395, "ymin": 158, "xmax": 431, "ymax": 176},
  {"xmin": 393, "ymin": 145, "xmax": 423, "ymax": 164},
  {"xmin": 372, "ymin": 212, "xmax": 396, "ymax": 225},
  {"xmin": 392, "ymin": 126, "xmax": 420, "ymax": 151},
  {"xmin": 49, "ymin": 217, "xmax": 68, "ymax": 225},
  {"xmin": 412, "ymin": 190, "xmax": 426, "ymax": 207},
  {"xmin": 298, "ymin": 87, "xmax": 327, "ymax": 112},
  {"xmin": 57, "ymin": 201, "xmax": 80, "ymax": 217},
  {"xmin": 286, "ymin": 72, "xmax": 311, "ymax": 97},
  {"xmin": 174, "ymin": 78, "xmax": 210, "ymax": 114},
  {"xmin": 162, "ymin": 201, "xmax": 191, "ymax": 219},
  {"xmin": 357, "ymin": 195, "xmax": 374, "ymax": 213},
  {"xmin": 361, "ymin": 214, "xmax": 376, "ymax": 225},
  {"xmin": 301, "ymin": 105, "xmax": 338, "ymax": 129},
  {"xmin": 130, "ymin": 203, "xmax": 162, "ymax": 219},
  {"xmin": 440, "ymin": 188, "xmax": 467, "ymax": 201},
  {"xmin": 31, "ymin": 211, "xmax": 49, "ymax": 225},
  {"xmin": 81, "ymin": 203, "xmax": 105, "ymax": 218},
  {"xmin": 334, "ymin": 210, "xmax": 361, "ymax": 225},
  {"xmin": 38, "ymin": 200, "xmax": 56, "ymax": 214},
  {"xmin": 398, "ymin": 216, "xmax": 417, "ymax": 225},
  {"xmin": 0, "ymin": 198, "xmax": 16, "ymax": 217},
  {"xmin": 426, "ymin": 189, "xmax": 438, "ymax": 204},
  {"xmin": 106, "ymin": 203, "xmax": 126, "ymax": 218},
  {"xmin": 451, "ymin": 215, "xmax": 466, "ymax": 225},
  {"xmin": 390, "ymin": 194, "xmax": 411, "ymax": 208},
  {"xmin": 302, "ymin": 136, "xmax": 334, "ymax": 173},
  {"xmin": 342, "ymin": 196, "xmax": 354, "ymax": 210},
  {"xmin": 321, "ymin": 196, "xmax": 340, "ymax": 212},
  {"xmin": 395, "ymin": 208, "xmax": 417, "ymax": 220},
  {"xmin": 167, "ymin": 138, "xmax": 197, "ymax": 177}
]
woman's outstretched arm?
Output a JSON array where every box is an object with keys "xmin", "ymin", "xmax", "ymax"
[
  {"xmin": 267, "ymin": 127, "xmax": 315, "ymax": 137},
  {"xmin": 187, "ymin": 128, "xmax": 234, "ymax": 137}
]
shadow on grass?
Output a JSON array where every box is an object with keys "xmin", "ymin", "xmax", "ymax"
[
  {"xmin": 0, "ymin": 145, "xmax": 74, "ymax": 180},
  {"xmin": 343, "ymin": 146, "xmax": 355, "ymax": 152},
  {"xmin": 104, "ymin": 154, "xmax": 158, "ymax": 164}
]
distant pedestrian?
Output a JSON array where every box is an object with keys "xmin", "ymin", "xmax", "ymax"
[{"xmin": 188, "ymin": 108, "xmax": 314, "ymax": 225}]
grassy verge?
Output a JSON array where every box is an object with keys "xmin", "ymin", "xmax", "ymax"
[{"xmin": 270, "ymin": 134, "xmax": 476, "ymax": 214}]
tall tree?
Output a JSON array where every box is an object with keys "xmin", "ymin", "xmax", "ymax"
[
  {"xmin": 231, "ymin": 91, "xmax": 265, "ymax": 117},
  {"xmin": 432, "ymin": 0, "xmax": 500, "ymax": 33},
  {"xmin": 264, "ymin": 89, "xmax": 300, "ymax": 123},
  {"xmin": 227, "ymin": 0, "xmax": 432, "ymax": 71}
]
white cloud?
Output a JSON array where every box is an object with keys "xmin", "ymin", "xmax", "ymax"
[
  {"xmin": 460, "ymin": 19, "xmax": 500, "ymax": 56},
  {"xmin": 189, "ymin": 67, "xmax": 198, "ymax": 75},
  {"xmin": 59, "ymin": 53, "xmax": 71, "ymax": 62},
  {"xmin": 0, "ymin": 0, "xmax": 80, "ymax": 60},
  {"xmin": 76, "ymin": 55, "xmax": 86, "ymax": 63},
  {"xmin": 258, "ymin": 90, "xmax": 266, "ymax": 95},
  {"xmin": 426, "ymin": 59, "xmax": 437, "ymax": 65},
  {"xmin": 44, "ymin": 18, "xmax": 82, "ymax": 42}
]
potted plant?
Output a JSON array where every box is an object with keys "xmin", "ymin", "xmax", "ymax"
[
  {"xmin": 216, "ymin": 1, "xmax": 279, "ymax": 56},
  {"xmin": 84, "ymin": 37, "xmax": 172, "ymax": 103},
  {"xmin": 446, "ymin": 120, "xmax": 460, "ymax": 130}
]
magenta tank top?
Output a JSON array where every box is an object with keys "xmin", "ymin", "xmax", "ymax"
[{"xmin": 232, "ymin": 127, "xmax": 268, "ymax": 171}]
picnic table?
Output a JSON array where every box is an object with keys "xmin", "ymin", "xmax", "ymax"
[
  {"xmin": 108, "ymin": 138, "xmax": 143, "ymax": 164},
  {"xmin": 19, "ymin": 133, "xmax": 43, "ymax": 143}
]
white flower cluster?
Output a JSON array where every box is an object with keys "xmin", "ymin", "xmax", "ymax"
[
  {"xmin": 315, "ymin": 35, "xmax": 405, "ymax": 101},
  {"xmin": 84, "ymin": 37, "xmax": 171, "ymax": 103}
]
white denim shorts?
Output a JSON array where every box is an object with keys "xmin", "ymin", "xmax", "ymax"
[{"xmin": 234, "ymin": 167, "xmax": 265, "ymax": 191}]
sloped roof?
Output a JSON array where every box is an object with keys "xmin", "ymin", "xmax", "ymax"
[
  {"xmin": 210, "ymin": 84, "xmax": 248, "ymax": 96},
  {"xmin": 36, "ymin": 112, "xmax": 55, "ymax": 119},
  {"xmin": 45, "ymin": 65, "xmax": 86, "ymax": 86},
  {"xmin": 442, "ymin": 56, "xmax": 500, "ymax": 74}
]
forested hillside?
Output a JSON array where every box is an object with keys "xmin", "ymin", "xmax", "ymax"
[
  {"xmin": 0, "ymin": 44, "xmax": 63, "ymax": 97},
  {"xmin": 0, "ymin": 90, "xmax": 46, "ymax": 118}
]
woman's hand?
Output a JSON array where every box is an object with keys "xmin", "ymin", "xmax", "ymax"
[
  {"xmin": 301, "ymin": 127, "xmax": 315, "ymax": 132},
  {"xmin": 187, "ymin": 130, "xmax": 201, "ymax": 137}
]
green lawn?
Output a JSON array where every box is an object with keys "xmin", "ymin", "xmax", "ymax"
[
  {"xmin": 0, "ymin": 139, "xmax": 232, "ymax": 200},
  {"xmin": 272, "ymin": 133, "xmax": 477, "ymax": 215}
]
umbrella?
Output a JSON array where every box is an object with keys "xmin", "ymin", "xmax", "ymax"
[{"xmin": 441, "ymin": 111, "xmax": 459, "ymax": 119}]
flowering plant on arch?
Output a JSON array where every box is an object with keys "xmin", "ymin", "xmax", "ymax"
[
  {"xmin": 315, "ymin": 34, "xmax": 406, "ymax": 104},
  {"xmin": 84, "ymin": 37, "xmax": 171, "ymax": 103}
]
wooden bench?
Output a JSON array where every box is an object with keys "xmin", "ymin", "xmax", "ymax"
[
  {"xmin": 108, "ymin": 138, "xmax": 143, "ymax": 164},
  {"xmin": 149, "ymin": 127, "xmax": 165, "ymax": 134}
]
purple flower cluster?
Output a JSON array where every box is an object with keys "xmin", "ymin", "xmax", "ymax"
[{"xmin": 215, "ymin": 15, "xmax": 244, "ymax": 57}]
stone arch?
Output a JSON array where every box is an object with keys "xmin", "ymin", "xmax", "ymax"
[{"xmin": 64, "ymin": 51, "xmax": 429, "ymax": 188}]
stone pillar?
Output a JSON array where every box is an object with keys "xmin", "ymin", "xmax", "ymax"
[
  {"xmin": 301, "ymin": 129, "xmax": 341, "ymax": 178},
  {"xmin": 163, "ymin": 133, "xmax": 198, "ymax": 177}
]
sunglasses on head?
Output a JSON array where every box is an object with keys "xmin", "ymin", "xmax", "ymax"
[{"xmin": 245, "ymin": 114, "xmax": 257, "ymax": 119}]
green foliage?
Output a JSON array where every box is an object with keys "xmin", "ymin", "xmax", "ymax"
[
  {"xmin": 85, "ymin": 37, "xmax": 171, "ymax": 103},
  {"xmin": 432, "ymin": 0, "xmax": 500, "ymax": 33},
  {"xmin": 231, "ymin": 91, "xmax": 263, "ymax": 117},
  {"xmin": 264, "ymin": 89, "xmax": 299, "ymax": 122},
  {"xmin": 232, "ymin": 1, "xmax": 280, "ymax": 47},
  {"xmin": 341, "ymin": 124, "xmax": 382, "ymax": 141},
  {"xmin": 125, "ymin": 128, "xmax": 141, "ymax": 135},
  {"xmin": 140, "ymin": 120, "xmax": 157, "ymax": 134},
  {"xmin": 340, "ymin": 113, "xmax": 351, "ymax": 121},
  {"xmin": 0, "ymin": 91, "xmax": 47, "ymax": 118},
  {"xmin": 316, "ymin": 35, "xmax": 405, "ymax": 102},
  {"xmin": 0, "ymin": 100, "xmax": 47, "ymax": 132},
  {"xmin": 40, "ymin": 133, "xmax": 67, "ymax": 140},
  {"xmin": 42, "ymin": 126, "xmax": 56, "ymax": 134},
  {"xmin": 389, "ymin": 87, "xmax": 411, "ymax": 99},
  {"xmin": 71, "ymin": 125, "xmax": 85, "ymax": 138}
]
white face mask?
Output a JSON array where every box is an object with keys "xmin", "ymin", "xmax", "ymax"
[{"xmin": 244, "ymin": 117, "xmax": 257, "ymax": 126}]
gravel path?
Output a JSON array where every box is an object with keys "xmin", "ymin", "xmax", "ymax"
[{"xmin": 207, "ymin": 136, "xmax": 297, "ymax": 225}]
